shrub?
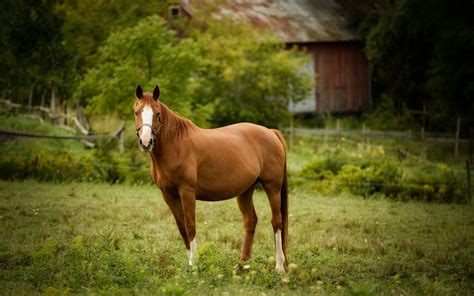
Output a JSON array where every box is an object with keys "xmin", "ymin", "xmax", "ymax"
[
  {"xmin": 299, "ymin": 154, "xmax": 349, "ymax": 180},
  {"xmin": 0, "ymin": 140, "xmax": 151, "ymax": 184},
  {"xmin": 297, "ymin": 149, "xmax": 467, "ymax": 203}
]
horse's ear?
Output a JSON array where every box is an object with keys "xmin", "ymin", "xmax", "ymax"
[
  {"xmin": 136, "ymin": 84, "xmax": 143, "ymax": 99},
  {"xmin": 153, "ymin": 85, "xmax": 160, "ymax": 100}
]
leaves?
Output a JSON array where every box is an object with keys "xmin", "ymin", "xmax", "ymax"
[
  {"xmin": 76, "ymin": 15, "xmax": 203, "ymax": 120},
  {"xmin": 76, "ymin": 12, "xmax": 311, "ymax": 127},
  {"xmin": 190, "ymin": 17, "xmax": 312, "ymax": 127}
]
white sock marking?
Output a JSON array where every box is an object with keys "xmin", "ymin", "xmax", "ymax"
[
  {"xmin": 275, "ymin": 229, "xmax": 285, "ymax": 272},
  {"xmin": 188, "ymin": 238, "xmax": 197, "ymax": 266}
]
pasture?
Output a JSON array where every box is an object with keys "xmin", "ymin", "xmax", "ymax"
[{"xmin": 1, "ymin": 180, "xmax": 472, "ymax": 295}]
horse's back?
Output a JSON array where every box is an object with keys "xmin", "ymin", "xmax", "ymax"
[
  {"xmin": 202, "ymin": 122, "xmax": 284, "ymax": 163},
  {"xmin": 190, "ymin": 123, "xmax": 285, "ymax": 200}
]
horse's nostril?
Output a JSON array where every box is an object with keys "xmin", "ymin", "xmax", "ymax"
[{"xmin": 139, "ymin": 139, "xmax": 143, "ymax": 145}]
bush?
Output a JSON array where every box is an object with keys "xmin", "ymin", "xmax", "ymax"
[
  {"xmin": 0, "ymin": 140, "xmax": 151, "ymax": 184},
  {"xmin": 363, "ymin": 95, "xmax": 417, "ymax": 131},
  {"xmin": 296, "ymin": 148, "xmax": 467, "ymax": 203}
]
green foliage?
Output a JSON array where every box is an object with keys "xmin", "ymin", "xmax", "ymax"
[
  {"xmin": 189, "ymin": 16, "xmax": 312, "ymax": 127},
  {"xmin": 296, "ymin": 143, "xmax": 467, "ymax": 203},
  {"xmin": 363, "ymin": 94, "xmax": 417, "ymax": 130},
  {"xmin": 58, "ymin": 0, "xmax": 173, "ymax": 77},
  {"xmin": 362, "ymin": 0, "xmax": 474, "ymax": 129},
  {"xmin": 0, "ymin": 139, "xmax": 151, "ymax": 184},
  {"xmin": 0, "ymin": 115, "xmax": 151, "ymax": 184},
  {"xmin": 76, "ymin": 15, "xmax": 206, "ymax": 121},
  {"xmin": 28, "ymin": 233, "xmax": 149, "ymax": 292},
  {"xmin": 0, "ymin": 0, "xmax": 71, "ymax": 102},
  {"xmin": 76, "ymin": 11, "xmax": 311, "ymax": 127},
  {"xmin": 345, "ymin": 280, "xmax": 378, "ymax": 296},
  {"xmin": 0, "ymin": 114, "xmax": 73, "ymax": 136}
]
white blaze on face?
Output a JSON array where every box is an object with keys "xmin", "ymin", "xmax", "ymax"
[
  {"xmin": 187, "ymin": 238, "xmax": 197, "ymax": 266},
  {"xmin": 140, "ymin": 105, "xmax": 154, "ymax": 146},
  {"xmin": 275, "ymin": 229, "xmax": 285, "ymax": 272}
]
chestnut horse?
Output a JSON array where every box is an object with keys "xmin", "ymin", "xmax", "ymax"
[{"xmin": 134, "ymin": 85, "xmax": 288, "ymax": 272}]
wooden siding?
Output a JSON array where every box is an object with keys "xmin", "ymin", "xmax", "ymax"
[{"xmin": 292, "ymin": 42, "xmax": 370, "ymax": 113}]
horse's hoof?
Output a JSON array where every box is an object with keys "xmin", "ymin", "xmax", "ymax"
[{"xmin": 275, "ymin": 265, "xmax": 285, "ymax": 273}]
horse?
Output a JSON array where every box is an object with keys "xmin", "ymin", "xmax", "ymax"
[{"xmin": 133, "ymin": 84, "xmax": 288, "ymax": 272}]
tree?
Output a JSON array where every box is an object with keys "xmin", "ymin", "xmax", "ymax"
[
  {"xmin": 187, "ymin": 14, "xmax": 312, "ymax": 127},
  {"xmin": 0, "ymin": 0, "xmax": 70, "ymax": 103},
  {"xmin": 77, "ymin": 12, "xmax": 311, "ymax": 128},
  {"xmin": 75, "ymin": 15, "xmax": 206, "ymax": 122},
  {"xmin": 58, "ymin": 0, "xmax": 175, "ymax": 78},
  {"xmin": 362, "ymin": 0, "xmax": 474, "ymax": 130}
]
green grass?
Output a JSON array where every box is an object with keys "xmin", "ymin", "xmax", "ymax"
[
  {"xmin": 0, "ymin": 180, "xmax": 472, "ymax": 295},
  {"xmin": 0, "ymin": 115, "xmax": 75, "ymax": 136},
  {"xmin": 0, "ymin": 114, "xmax": 88, "ymax": 155}
]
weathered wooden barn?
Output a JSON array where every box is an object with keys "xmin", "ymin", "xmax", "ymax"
[{"xmin": 179, "ymin": 0, "xmax": 371, "ymax": 114}]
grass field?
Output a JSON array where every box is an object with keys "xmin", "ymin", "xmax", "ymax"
[{"xmin": 0, "ymin": 180, "xmax": 473, "ymax": 295}]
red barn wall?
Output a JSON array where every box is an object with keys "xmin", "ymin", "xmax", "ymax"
[{"xmin": 293, "ymin": 42, "xmax": 370, "ymax": 113}]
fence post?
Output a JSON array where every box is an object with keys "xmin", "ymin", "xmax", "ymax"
[
  {"xmin": 362, "ymin": 123, "xmax": 367, "ymax": 145},
  {"xmin": 50, "ymin": 86, "xmax": 57, "ymax": 124},
  {"xmin": 470, "ymin": 127, "xmax": 473, "ymax": 164},
  {"xmin": 63, "ymin": 104, "xmax": 68, "ymax": 126},
  {"xmin": 289, "ymin": 115, "xmax": 294, "ymax": 152},
  {"xmin": 455, "ymin": 117, "xmax": 461, "ymax": 159},
  {"xmin": 324, "ymin": 126, "xmax": 328, "ymax": 145},
  {"xmin": 366, "ymin": 127, "xmax": 370, "ymax": 147},
  {"xmin": 28, "ymin": 87, "xmax": 33, "ymax": 110},
  {"xmin": 467, "ymin": 160, "xmax": 472, "ymax": 203},
  {"xmin": 118, "ymin": 129, "xmax": 124, "ymax": 154},
  {"xmin": 336, "ymin": 119, "xmax": 341, "ymax": 149},
  {"xmin": 421, "ymin": 126, "xmax": 425, "ymax": 141}
]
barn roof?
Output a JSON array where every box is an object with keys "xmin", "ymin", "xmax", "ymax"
[{"xmin": 181, "ymin": 0, "xmax": 358, "ymax": 43}]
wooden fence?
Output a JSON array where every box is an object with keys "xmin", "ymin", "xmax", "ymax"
[
  {"xmin": 0, "ymin": 99, "xmax": 125, "ymax": 153},
  {"xmin": 283, "ymin": 119, "xmax": 472, "ymax": 158},
  {"xmin": 0, "ymin": 122, "xmax": 125, "ymax": 153}
]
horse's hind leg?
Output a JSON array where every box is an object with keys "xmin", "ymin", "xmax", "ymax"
[
  {"xmin": 237, "ymin": 184, "xmax": 258, "ymax": 262},
  {"xmin": 261, "ymin": 181, "xmax": 286, "ymax": 273}
]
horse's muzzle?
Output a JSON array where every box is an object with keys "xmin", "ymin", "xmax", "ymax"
[{"xmin": 139, "ymin": 138, "xmax": 155, "ymax": 152}]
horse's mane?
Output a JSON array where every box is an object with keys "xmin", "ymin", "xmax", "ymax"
[{"xmin": 158, "ymin": 102, "xmax": 197, "ymax": 141}]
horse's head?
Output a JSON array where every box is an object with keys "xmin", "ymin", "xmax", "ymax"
[{"xmin": 134, "ymin": 84, "xmax": 162, "ymax": 152}]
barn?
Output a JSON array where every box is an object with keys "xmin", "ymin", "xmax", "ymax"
[{"xmin": 179, "ymin": 0, "xmax": 371, "ymax": 114}]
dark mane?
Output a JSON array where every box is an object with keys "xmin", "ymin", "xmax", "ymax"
[{"xmin": 159, "ymin": 102, "xmax": 197, "ymax": 141}]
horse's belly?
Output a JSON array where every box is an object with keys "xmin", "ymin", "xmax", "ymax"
[{"xmin": 195, "ymin": 168, "xmax": 258, "ymax": 201}]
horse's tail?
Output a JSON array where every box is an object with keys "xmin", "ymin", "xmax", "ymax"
[{"xmin": 272, "ymin": 129, "xmax": 288, "ymax": 264}]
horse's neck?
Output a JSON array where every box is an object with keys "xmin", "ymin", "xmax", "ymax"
[
  {"xmin": 150, "ymin": 104, "xmax": 196, "ymax": 164},
  {"xmin": 157, "ymin": 102, "xmax": 197, "ymax": 143}
]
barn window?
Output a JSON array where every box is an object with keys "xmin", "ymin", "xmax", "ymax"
[
  {"xmin": 288, "ymin": 54, "xmax": 316, "ymax": 113},
  {"xmin": 169, "ymin": 5, "xmax": 181, "ymax": 18}
]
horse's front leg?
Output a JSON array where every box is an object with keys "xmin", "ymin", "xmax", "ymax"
[
  {"xmin": 162, "ymin": 191, "xmax": 189, "ymax": 250},
  {"xmin": 179, "ymin": 186, "xmax": 197, "ymax": 266}
]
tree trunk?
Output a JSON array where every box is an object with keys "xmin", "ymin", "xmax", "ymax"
[
  {"xmin": 50, "ymin": 87, "xmax": 56, "ymax": 115},
  {"xmin": 28, "ymin": 87, "xmax": 34, "ymax": 110},
  {"xmin": 63, "ymin": 104, "xmax": 68, "ymax": 125},
  {"xmin": 50, "ymin": 87, "xmax": 57, "ymax": 124},
  {"xmin": 40, "ymin": 91, "xmax": 45, "ymax": 107}
]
